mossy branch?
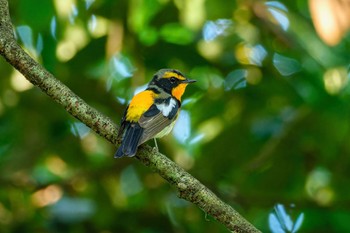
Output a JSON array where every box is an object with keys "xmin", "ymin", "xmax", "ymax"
[{"xmin": 0, "ymin": 1, "xmax": 261, "ymax": 232}]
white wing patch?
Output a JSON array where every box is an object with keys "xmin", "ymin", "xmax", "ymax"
[{"xmin": 156, "ymin": 98, "xmax": 177, "ymax": 117}]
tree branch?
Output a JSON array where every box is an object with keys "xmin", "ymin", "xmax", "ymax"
[{"xmin": 0, "ymin": 1, "xmax": 261, "ymax": 232}]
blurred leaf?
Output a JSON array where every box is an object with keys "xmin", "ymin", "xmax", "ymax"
[
  {"xmin": 129, "ymin": 0, "xmax": 162, "ymax": 32},
  {"xmin": 202, "ymin": 19, "xmax": 233, "ymax": 41},
  {"xmin": 120, "ymin": 165, "xmax": 143, "ymax": 196},
  {"xmin": 269, "ymin": 204, "xmax": 304, "ymax": 233},
  {"xmin": 17, "ymin": 0, "xmax": 54, "ymax": 31},
  {"xmin": 50, "ymin": 197, "xmax": 96, "ymax": 223},
  {"xmin": 292, "ymin": 213, "xmax": 304, "ymax": 233},
  {"xmin": 273, "ymin": 53, "xmax": 301, "ymax": 76},
  {"xmin": 265, "ymin": 1, "xmax": 289, "ymax": 31},
  {"xmin": 160, "ymin": 23, "xmax": 194, "ymax": 45},
  {"xmin": 224, "ymin": 69, "xmax": 247, "ymax": 90},
  {"xmin": 139, "ymin": 27, "xmax": 159, "ymax": 45},
  {"xmin": 173, "ymin": 110, "xmax": 191, "ymax": 144}
]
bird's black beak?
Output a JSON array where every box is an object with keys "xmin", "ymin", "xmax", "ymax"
[{"xmin": 182, "ymin": 79, "xmax": 196, "ymax": 84}]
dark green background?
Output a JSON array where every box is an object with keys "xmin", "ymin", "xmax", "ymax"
[{"xmin": 1, "ymin": 0, "xmax": 350, "ymax": 232}]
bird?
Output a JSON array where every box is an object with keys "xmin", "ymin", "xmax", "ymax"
[{"xmin": 114, "ymin": 68, "xmax": 196, "ymax": 158}]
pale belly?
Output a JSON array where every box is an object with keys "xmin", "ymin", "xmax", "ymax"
[{"xmin": 154, "ymin": 120, "xmax": 177, "ymax": 138}]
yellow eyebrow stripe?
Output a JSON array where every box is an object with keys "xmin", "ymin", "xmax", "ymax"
[{"xmin": 163, "ymin": 71, "xmax": 186, "ymax": 81}]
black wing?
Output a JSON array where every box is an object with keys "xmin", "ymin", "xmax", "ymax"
[
  {"xmin": 117, "ymin": 105, "xmax": 129, "ymax": 139},
  {"xmin": 114, "ymin": 121, "xmax": 144, "ymax": 158},
  {"xmin": 115, "ymin": 105, "xmax": 144, "ymax": 158}
]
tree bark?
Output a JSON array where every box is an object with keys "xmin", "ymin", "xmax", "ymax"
[{"xmin": 0, "ymin": 1, "xmax": 261, "ymax": 232}]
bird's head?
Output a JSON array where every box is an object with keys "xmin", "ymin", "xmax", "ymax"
[{"xmin": 149, "ymin": 69, "xmax": 196, "ymax": 101}]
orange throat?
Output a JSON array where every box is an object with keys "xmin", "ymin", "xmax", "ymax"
[{"xmin": 171, "ymin": 83, "xmax": 188, "ymax": 101}]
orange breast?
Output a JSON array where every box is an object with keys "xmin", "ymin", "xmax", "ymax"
[{"xmin": 126, "ymin": 90, "xmax": 157, "ymax": 122}]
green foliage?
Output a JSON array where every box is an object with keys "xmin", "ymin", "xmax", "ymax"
[{"xmin": 1, "ymin": 0, "xmax": 350, "ymax": 232}]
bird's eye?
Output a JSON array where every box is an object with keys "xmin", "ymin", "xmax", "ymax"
[{"xmin": 170, "ymin": 77, "xmax": 177, "ymax": 83}]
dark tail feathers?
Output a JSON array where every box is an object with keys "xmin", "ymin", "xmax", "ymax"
[{"xmin": 114, "ymin": 123, "xmax": 143, "ymax": 158}]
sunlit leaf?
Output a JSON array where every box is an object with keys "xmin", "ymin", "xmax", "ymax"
[
  {"xmin": 273, "ymin": 53, "xmax": 301, "ymax": 76},
  {"xmin": 305, "ymin": 167, "xmax": 334, "ymax": 205},
  {"xmin": 50, "ymin": 16, "xmax": 57, "ymax": 39},
  {"xmin": 202, "ymin": 19, "xmax": 233, "ymax": 41},
  {"xmin": 70, "ymin": 122, "xmax": 90, "ymax": 139},
  {"xmin": 106, "ymin": 76, "xmax": 113, "ymax": 91},
  {"xmin": 292, "ymin": 213, "xmax": 304, "ymax": 233},
  {"xmin": 224, "ymin": 69, "xmax": 247, "ymax": 90},
  {"xmin": 16, "ymin": 25, "xmax": 34, "ymax": 50},
  {"xmin": 323, "ymin": 67, "xmax": 348, "ymax": 95},
  {"xmin": 173, "ymin": 110, "xmax": 191, "ymax": 144},
  {"xmin": 69, "ymin": 4, "xmax": 79, "ymax": 24},
  {"xmin": 269, "ymin": 212, "xmax": 285, "ymax": 233},
  {"xmin": 109, "ymin": 53, "xmax": 135, "ymax": 82},
  {"xmin": 275, "ymin": 204, "xmax": 293, "ymax": 231},
  {"xmin": 249, "ymin": 44, "xmax": 268, "ymax": 66},
  {"xmin": 36, "ymin": 33, "xmax": 43, "ymax": 55},
  {"xmin": 85, "ymin": 0, "xmax": 95, "ymax": 10},
  {"xmin": 116, "ymin": 97, "xmax": 127, "ymax": 105},
  {"xmin": 88, "ymin": 14, "xmax": 97, "ymax": 32},
  {"xmin": 188, "ymin": 133, "xmax": 205, "ymax": 145},
  {"xmin": 266, "ymin": 1, "xmax": 288, "ymax": 11},
  {"xmin": 265, "ymin": 1, "xmax": 289, "ymax": 31},
  {"xmin": 269, "ymin": 204, "xmax": 304, "ymax": 233}
]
